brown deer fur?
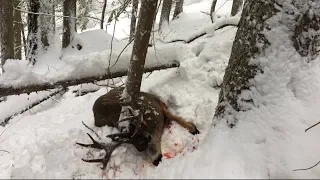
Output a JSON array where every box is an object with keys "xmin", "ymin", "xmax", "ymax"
[{"xmin": 89, "ymin": 87, "xmax": 199, "ymax": 166}]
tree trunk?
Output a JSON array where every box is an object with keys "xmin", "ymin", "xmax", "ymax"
[
  {"xmin": 159, "ymin": 0, "xmax": 172, "ymax": 31},
  {"xmin": 27, "ymin": 0, "xmax": 40, "ymax": 64},
  {"xmin": 13, "ymin": 0, "xmax": 22, "ymax": 60},
  {"xmin": 129, "ymin": 0, "xmax": 139, "ymax": 41},
  {"xmin": 62, "ymin": 0, "xmax": 77, "ymax": 48},
  {"xmin": 230, "ymin": 0, "xmax": 243, "ymax": 16},
  {"xmin": 123, "ymin": 0, "xmax": 159, "ymax": 102},
  {"xmin": 172, "ymin": 0, "xmax": 183, "ymax": 20},
  {"xmin": 39, "ymin": 0, "xmax": 55, "ymax": 49},
  {"xmin": 78, "ymin": 0, "xmax": 92, "ymax": 31},
  {"xmin": 214, "ymin": 0, "xmax": 320, "ymax": 127},
  {"xmin": 100, "ymin": 0, "xmax": 107, "ymax": 30},
  {"xmin": 0, "ymin": 0, "xmax": 14, "ymax": 65},
  {"xmin": 210, "ymin": 0, "xmax": 217, "ymax": 23}
]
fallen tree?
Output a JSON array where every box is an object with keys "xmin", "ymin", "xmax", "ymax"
[
  {"xmin": 0, "ymin": 88, "xmax": 66, "ymax": 126},
  {"xmin": 0, "ymin": 61, "xmax": 179, "ymax": 97}
]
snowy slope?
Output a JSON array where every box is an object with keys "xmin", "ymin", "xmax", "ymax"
[{"xmin": 1, "ymin": 0, "xmax": 320, "ymax": 179}]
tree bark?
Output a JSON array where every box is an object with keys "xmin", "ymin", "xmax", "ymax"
[
  {"xmin": 27, "ymin": 0, "xmax": 40, "ymax": 64},
  {"xmin": 159, "ymin": 0, "xmax": 172, "ymax": 31},
  {"xmin": 129, "ymin": 0, "xmax": 139, "ymax": 41},
  {"xmin": 123, "ymin": 0, "xmax": 159, "ymax": 102},
  {"xmin": 100, "ymin": 0, "xmax": 107, "ymax": 30},
  {"xmin": 0, "ymin": 61, "xmax": 179, "ymax": 97},
  {"xmin": 214, "ymin": 0, "xmax": 320, "ymax": 127},
  {"xmin": 13, "ymin": 0, "xmax": 22, "ymax": 60},
  {"xmin": 39, "ymin": 0, "xmax": 55, "ymax": 49},
  {"xmin": 210, "ymin": 0, "xmax": 217, "ymax": 23},
  {"xmin": 62, "ymin": 0, "xmax": 77, "ymax": 48},
  {"xmin": 0, "ymin": 0, "xmax": 14, "ymax": 65},
  {"xmin": 230, "ymin": 0, "xmax": 243, "ymax": 16},
  {"xmin": 172, "ymin": 0, "xmax": 183, "ymax": 20}
]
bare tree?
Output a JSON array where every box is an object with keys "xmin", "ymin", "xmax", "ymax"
[
  {"xmin": 210, "ymin": 0, "xmax": 217, "ymax": 23},
  {"xmin": 214, "ymin": 0, "xmax": 320, "ymax": 127},
  {"xmin": 27, "ymin": 0, "xmax": 40, "ymax": 64},
  {"xmin": 78, "ymin": 0, "xmax": 93, "ymax": 31},
  {"xmin": 39, "ymin": 0, "xmax": 55, "ymax": 49},
  {"xmin": 0, "ymin": 0, "xmax": 14, "ymax": 66},
  {"xmin": 159, "ymin": 0, "xmax": 172, "ymax": 31},
  {"xmin": 230, "ymin": 0, "xmax": 243, "ymax": 16},
  {"xmin": 100, "ymin": 0, "xmax": 107, "ymax": 29},
  {"xmin": 13, "ymin": 0, "xmax": 22, "ymax": 60},
  {"xmin": 129, "ymin": 0, "xmax": 139, "ymax": 41},
  {"xmin": 62, "ymin": 0, "xmax": 77, "ymax": 48},
  {"xmin": 172, "ymin": 0, "xmax": 183, "ymax": 20}
]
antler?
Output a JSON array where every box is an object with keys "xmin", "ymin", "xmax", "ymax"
[{"xmin": 76, "ymin": 133, "xmax": 122, "ymax": 170}]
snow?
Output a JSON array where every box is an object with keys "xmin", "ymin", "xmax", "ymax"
[{"xmin": 1, "ymin": 0, "xmax": 320, "ymax": 179}]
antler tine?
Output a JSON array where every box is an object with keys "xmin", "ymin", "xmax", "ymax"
[
  {"xmin": 76, "ymin": 133, "xmax": 105, "ymax": 149},
  {"xmin": 76, "ymin": 133, "xmax": 123, "ymax": 170}
]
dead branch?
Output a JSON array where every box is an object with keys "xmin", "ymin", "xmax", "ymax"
[
  {"xmin": 305, "ymin": 121, "xmax": 320, "ymax": 132},
  {"xmin": 0, "ymin": 61, "xmax": 179, "ymax": 97},
  {"xmin": 293, "ymin": 160, "xmax": 320, "ymax": 171},
  {"xmin": 0, "ymin": 149, "xmax": 10, "ymax": 154},
  {"xmin": 0, "ymin": 88, "xmax": 66, "ymax": 127},
  {"xmin": 166, "ymin": 23, "xmax": 238, "ymax": 44}
]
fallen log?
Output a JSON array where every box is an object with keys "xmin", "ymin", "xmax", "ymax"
[
  {"xmin": 0, "ymin": 88, "xmax": 66, "ymax": 127},
  {"xmin": 0, "ymin": 61, "xmax": 179, "ymax": 97}
]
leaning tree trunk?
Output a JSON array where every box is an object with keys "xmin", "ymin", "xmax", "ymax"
[
  {"xmin": 210, "ymin": 0, "xmax": 217, "ymax": 23},
  {"xmin": 13, "ymin": 0, "xmax": 22, "ymax": 60},
  {"xmin": 230, "ymin": 0, "xmax": 243, "ymax": 16},
  {"xmin": 214, "ymin": 0, "xmax": 320, "ymax": 127},
  {"xmin": 123, "ymin": 0, "xmax": 159, "ymax": 102},
  {"xmin": 172, "ymin": 0, "xmax": 183, "ymax": 20},
  {"xmin": 62, "ymin": 0, "xmax": 77, "ymax": 48},
  {"xmin": 27, "ymin": 0, "xmax": 40, "ymax": 64},
  {"xmin": 0, "ymin": 0, "xmax": 14, "ymax": 65},
  {"xmin": 158, "ymin": 0, "xmax": 172, "ymax": 31},
  {"xmin": 129, "ymin": 0, "xmax": 139, "ymax": 41}
]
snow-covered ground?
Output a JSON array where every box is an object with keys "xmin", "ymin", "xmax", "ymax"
[{"xmin": 1, "ymin": 0, "xmax": 320, "ymax": 179}]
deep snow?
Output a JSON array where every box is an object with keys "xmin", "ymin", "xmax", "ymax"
[{"xmin": 1, "ymin": 0, "xmax": 320, "ymax": 179}]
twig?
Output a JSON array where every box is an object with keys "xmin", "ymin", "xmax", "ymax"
[
  {"xmin": 111, "ymin": 38, "xmax": 134, "ymax": 68},
  {"xmin": 305, "ymin": 121, "xmax": 320, "ymax": 132},
  {"xmin": 14, "ymin": 7, "xmax": 101, "ymax": 21},
  {"xmin": 82, "ymin": 121, "xmax": 101, "ymax": 139},
  {"xmin": 0, "ymin": 116, "xmax": 24, "ymax": 138},
  {"xmin": 0, "ymin": 149, "xmax": 10, "ymax": 154},
  {"xmin": 293, "ymin": 160, "xmax": 320, "ymax": 171}
]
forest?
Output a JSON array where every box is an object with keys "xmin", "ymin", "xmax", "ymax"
[{"xmin": 0, "ymin": 0, "xmax": 320, "ymax": 179}]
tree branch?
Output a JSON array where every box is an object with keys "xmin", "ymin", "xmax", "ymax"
[
  {"xmin": 166, "ymin": 23, "xmax": 238, "ymax": 44},
  {"xmin": 293, "ymin": 160, "xmax": 320, "ymax": 171},
  {"xmin": 0, "ymin": 61, "xmax": 179, "ymax": 97},
  {"xmin": 0, "ymin": 88, "xmax": 66, "ymax": 127}
]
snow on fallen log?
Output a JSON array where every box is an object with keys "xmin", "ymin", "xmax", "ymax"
[{"xmin": 0, "ymin": 43, "xmax": 185, "ymax": 97}]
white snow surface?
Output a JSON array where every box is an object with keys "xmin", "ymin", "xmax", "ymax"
[{"xmin": 1, "ymin": 0, "xmax": 320, "ymax": 179}]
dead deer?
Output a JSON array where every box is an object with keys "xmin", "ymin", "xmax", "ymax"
[{"xmin": 76, "ymin": 87, "xmax": 199, "ymax": 169}]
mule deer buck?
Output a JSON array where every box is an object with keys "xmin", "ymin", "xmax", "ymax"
[{"xmin": 76, "ymin": 87, "xmax": 199, "ymax": 169}]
